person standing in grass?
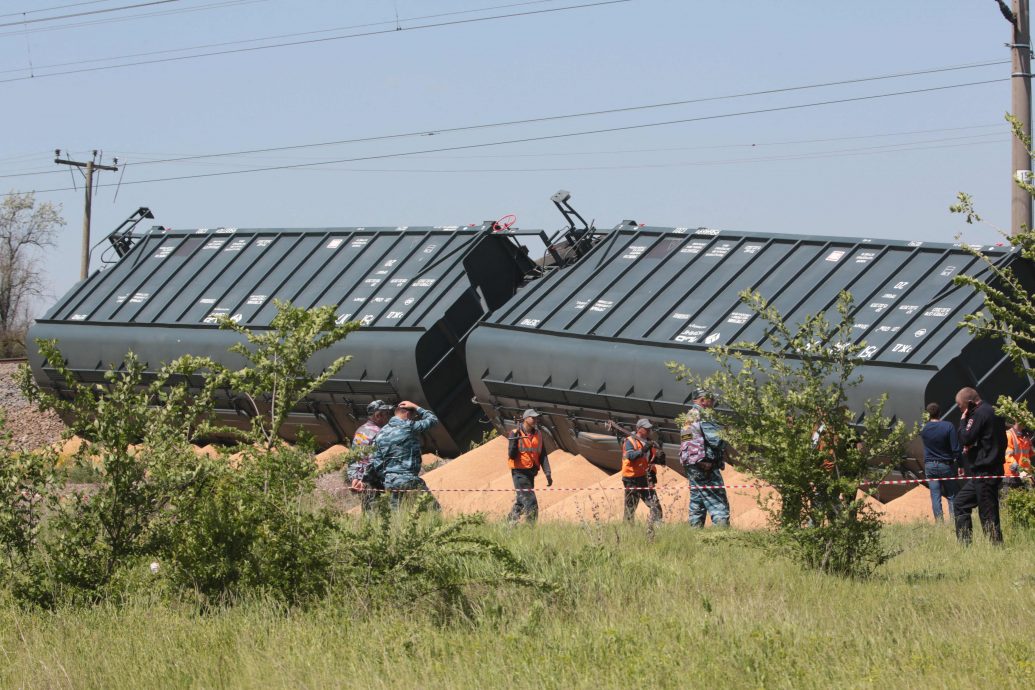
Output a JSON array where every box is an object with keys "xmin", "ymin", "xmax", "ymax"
[
  {"xmin": 953, "ymin": 387, "xmax": 1006, "ymax": 544},
  {"xmin": 622, "ymin": 419, "xmax": 664, "ymax": 524},
  {"xmin": 506, "ymin": 408, "xmax": 552, "ymax": 525},
  {"xmin": 364, "ymin": 401, "xmax": 440, "ymax": 511},
  {"xmin": 919, "ymin": 402, "xmax": 961, "ymax": 522},
  {"xmin": 347, "ymin": 400, "xmax": 393, "ymax": 513},
  {"xmin": 1003, "ymin": 419, "xmax": 1033, "ymax": 488},
  {"xmin": 679, "ymin": 389, "xmax": 729, "ymax": 527}
]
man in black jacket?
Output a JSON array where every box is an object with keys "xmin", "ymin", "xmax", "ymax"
[{"xmin": 953, "ymin": 387, "xmax": 1007, "ymax": 544}]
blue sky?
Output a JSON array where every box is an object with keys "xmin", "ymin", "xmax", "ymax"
[{"xmin": 0, "ymin": 0, "xmax": 1023, "ymax": 309}]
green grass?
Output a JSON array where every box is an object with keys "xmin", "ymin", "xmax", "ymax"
[{"xmin": 1, "ymin": 523, "xmax": 1033, "ymax": 689}]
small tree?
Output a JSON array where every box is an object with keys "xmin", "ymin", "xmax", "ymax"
[
  {"xmin": 668, "ymin": 290, "xmax": 914, "ymax": 577},
  {"xmin": 216, "ymin": 300, "xmax": 360, "ymax": 449},
  {"xmin": 0, "ymin": 192, "xmax": 64, "ymax": 356},
  {"xmin": 948, "ymin": 116, "xmax": 1035, "ymax": 430},
  {"xmin": 15, "ymin": 345, "xmax": 221, "ymax": 602}
]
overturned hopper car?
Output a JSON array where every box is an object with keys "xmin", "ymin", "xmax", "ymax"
[
  {"xmin": 467, "ymin": 222, "xmax": 1035, "ymax": 473},
  {"xmin": 28, "ymin": 222, "xmax": 539, "ymax": 456}
]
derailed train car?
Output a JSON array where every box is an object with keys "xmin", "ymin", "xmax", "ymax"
[
  {"xmin": 28, "ymin": 222, "xmax": 539, "ymax": 456},
  {"xmin": 28, "ymin": 197, "xmax": 1035, "ymax": 472},
  {"xmin": 467, "ymin": 222, "xmax": 1035, "ymax": 472}
]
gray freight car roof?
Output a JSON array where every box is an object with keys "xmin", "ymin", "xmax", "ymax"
[
  {"xmin": 42, "ymin": 223, "xmax": 516, "ymax": 330},
  {"xmin": 485, "ymin": 223, "xmax": 1020, "ymax": 369},
  {"xmin": 32, "ymin": 223, "xmax": 540, "ymax": 456}
]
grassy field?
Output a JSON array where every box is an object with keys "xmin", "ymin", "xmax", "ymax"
[{"xmin": 1, "ymin": 522, "xmax": 1033, "ymax": 689}]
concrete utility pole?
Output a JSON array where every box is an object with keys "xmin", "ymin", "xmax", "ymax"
[
  {"xmin": 1002, "ymin": 0, "xmax": 1033, "ymax": 235},
  {"xmin": 54, "ymin": 150, "xmax": 118, "ymax": 279}
]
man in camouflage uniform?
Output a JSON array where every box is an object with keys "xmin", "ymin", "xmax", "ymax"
[
  {"xmin": 347, "ymin": 400, "xmax": 393, "ymax": 512},
  {"xmin": 679, "ymin": 389, "xmax": 730, "ymax": 527},
  {"xmin": 364, "ymin": 401, "xmax": 440, "ymax": 511}
]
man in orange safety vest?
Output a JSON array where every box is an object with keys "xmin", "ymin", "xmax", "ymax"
[{"xmin": 506, "ymin": 409, "xmax": 553, "ymax": 524}]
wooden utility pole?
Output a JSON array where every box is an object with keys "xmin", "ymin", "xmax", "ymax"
[
  {"xmin": 1006, "ymin": 0, "xmax": 1033, "ymax": 235},
  {"xmin": 54, "ymin": 150, "xmax": 118, "ymax": 280}
]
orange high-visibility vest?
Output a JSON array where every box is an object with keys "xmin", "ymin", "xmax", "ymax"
[
  {"xmin": 621, "ymin": 436, "xmax": 656, "ymax": 478},
  {"xmin": 509, "ymin": 429, "xmax": 544, "ymax": 470},
  {"xmin": 1005, "ymin": 428, "xmax": 1033, "ymax": 476}
]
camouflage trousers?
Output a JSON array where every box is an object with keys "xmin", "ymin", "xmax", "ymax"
[
  {"xmin": 507, "ymin": 469, "xmax": 539, "ymax": 524},
  {"xmin": 384, "ymin": 474, "xmax": 441, "ymax": 512},
  {"xmin": 622, "ymin": 475, "xmax": 663, "ymax": 523},
  {"xmin": 687, "ymin": 467, "xmax": 730, "ymax": 527}
]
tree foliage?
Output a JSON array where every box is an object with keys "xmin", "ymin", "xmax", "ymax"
[
  {"xmin": 3, "ymin": 302, "xmax": 544, "ymax": 615},
  {"xmin": 0, "ymin": 192, "xmax": 64, "ymax": 356},
  {"xmin": 215, "ymin": 300, "xmax": 360, "ymax": 449},
  {"xmin": 949, "ymin": 117, "xmax": 1035, "ymax": 430},
  {"xmin": 668, "ymin": 290, "xmax": 914, "ymax": 577}
]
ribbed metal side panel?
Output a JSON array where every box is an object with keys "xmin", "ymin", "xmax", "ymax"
[
  {"xmin": 31, "ymin": 224, "xmax": 537, "ymax": 455},
  {"xmin": 469, "ymin": 225, "xmax": 1032, "ymax": 471}
]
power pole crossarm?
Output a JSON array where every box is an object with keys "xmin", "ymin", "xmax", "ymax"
[{"xmin": 54, "ymin": 152, "xmax": 118, "ymax": 279}]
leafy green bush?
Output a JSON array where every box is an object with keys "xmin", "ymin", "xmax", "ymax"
[
  {"xmin": 155, "ymin": 443, "xmax": 335, "ymax": 606},
  {"xmin": 1004, "ymin": 489, "xmax": 1035, "ymax": 531},
  {"xmin": 669, "ymin": 291, "xmax": 914, "ymax": 577},
  {"xmin": 339, "ymin": 495, "xmax": 549, "ymax": 620}
]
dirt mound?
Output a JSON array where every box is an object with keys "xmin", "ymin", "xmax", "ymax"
[
  {"xmin": 421, "ymin": 437, "xmax": 608, "ymax": 518},
  {"xmin": 881, "ymin": 485, "xmax": 936, "ymax": 524}
]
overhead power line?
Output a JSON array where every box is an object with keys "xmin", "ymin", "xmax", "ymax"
[
  {"xmin": 226, "ymin": 138, "xmax": 1008, "ymax": 175},
  {"xmin": 0, "ymin": 59, "xmax": 1008, "ymax": 181},
  {"xmin": 2, "ymin": 77, "xmax": 1005, "ymax": 196},
  {"xmin": 89, "ymin": 132, "xmax": 1006, "ymax": 174},
  {"xmin": 0, "ymin": 0, "xmax": 558, "ymax": 73},
  {"xmin": 0, "ymin": 124, "xmax": 1003, "ymax": 177},
  {"xmin": 0, "ymin": 1, "xmax": 117, "ymax": 19},
  {"xmin": 0, "ymin": 0, "xmax": 179, "ymax": 28},
  {"xmin": 0, "ymin": 0, "xmax": 268, "ymax": 38},
  {"xmin": 0, "ymin": 0, "xmax": 633, "ymax": 82}
]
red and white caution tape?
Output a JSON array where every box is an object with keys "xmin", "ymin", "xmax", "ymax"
[{"xmin": 358, "ymin": 474, "xmax": 1015, "ymax": 493}]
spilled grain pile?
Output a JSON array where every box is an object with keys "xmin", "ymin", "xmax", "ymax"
[
  {"xmin": 541, "ymin": 464, "xmax": 776, "ymax": 528},
  {"xmin": 881, "ymin": 485, "xmax": 936, "ymax": 523},
  {"xmin": 421, "ymin": 436, "xmax": 608, "ymax": 518}
]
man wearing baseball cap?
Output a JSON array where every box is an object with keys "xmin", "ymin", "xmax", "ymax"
[
  {"xmin": 621, "ymin": 418, "xmax": 663, "ymax": 524},
  {"xmin": 364, "ymin": 400, "xmax": 440, "ymax": 510},
  {"xmin": 679, "ymin": 389, "xmax": 729, "ymax": 527},
  {"xmin": 506, "ymin": 408, "xmax": 553, "ymax": 524},
  {"xmin": 347, "ymin": 400, "xmax": 393, "ymax": 512}
]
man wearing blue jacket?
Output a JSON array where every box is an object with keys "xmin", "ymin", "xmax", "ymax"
[
  {"xmin": 364, "ymin": 401, "xmax": 440, "ymax": 511},
  {"xmin": 919, "ymin": 402, "xmax": 961, "ymax": 522}
]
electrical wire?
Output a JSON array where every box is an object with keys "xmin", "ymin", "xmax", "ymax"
[
  {"xmin": 115, "ymin": 131, "xmax": 1005, "ymax": 171},
  {"xmin": 0, "ymin": 0, "xmax": 179, "ymax": 29},
  {"xmin": 0, "ymin": 1, "xmax": 119, "ymax": 19},
  {"xmin": 1, "ymin": 77, "xmax": 1006, "ymax": 196},
  {"xmin": 0, "ymin": 0, "xmax": 558, "ymax": 73},
  {"xmin": 0, "ymin": 0, "xmax": 633, "ymax": 81},
  {"xmin": 0, "ymin": 0, "xmax": 266, "ymax": 37},
  {"xmin": 0, "ymin": 123, "xmax": 1001, "ymax": 177},
  {"xmin": 0, "ymin": 59, "xmax": 1009, "ymax": 181}
]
